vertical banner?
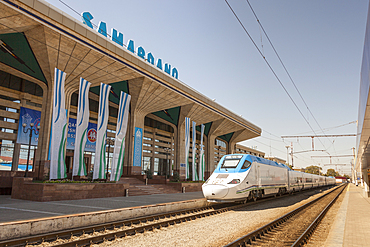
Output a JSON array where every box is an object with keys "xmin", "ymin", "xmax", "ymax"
[
  {"xmin": 93, "ymin": 83, "xmax": 111, "ymax": 180},
  {"xmin": 50, "ymin": 68, "xmax": 68, "ymax": 180},
  {"xmin": 199, "ymin": 124, "xmax": 205, "ymax": 181},
  {"xmin": 111, "ymin": 92, "xmax": 131, "ymax": 181},
  {"xmin": 185, "ymin": 117, "xmax": 190, "ymax": 180},
  {"xmin": 192, "ymin": 121, "xmax": 197, "ymax": 181},
  {"xmin": 72, "ymin": 78, "xmax": 91, "ymax": 177},
  {"xmin": 133, "ymin": 127, "xmax": 143, "ymax": 167}
]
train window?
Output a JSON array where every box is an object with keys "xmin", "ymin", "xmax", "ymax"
[
  {"xmin": 241, "ymin": 160, "xmax": 251, "ymax": 169},
  {"xmin": 221, "ymin": 156, "xmax": 242, "ymax": 168}
]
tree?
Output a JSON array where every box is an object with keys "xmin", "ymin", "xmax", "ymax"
[
  {"xmin": 286, "ymin": 164, "xmax": 293, "ymax": 170},
  {"xmin": 305, "ymin": 165, "xmax": 322, "ymax": 175},
  {"xmin": 325, "ymin": 168, "xmax": 339, "ymax": 177},
  {"xmin": 343, "ymin": 174, "xmax": 350, "ymax": 179}
]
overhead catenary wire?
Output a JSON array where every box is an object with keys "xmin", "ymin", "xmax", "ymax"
[
  {"xmin": 249, "ymin": 128, "xmax": 351, "ymax": 167},
  {"xmin": 58, "ymin": 0, "xmax": 232, "ymax": 112},
  {"xmin": 224, "ymin": 0, "xmax": 328, "ymax": 153},
  {"xmin": 244, "ymin": 0, "xmax": 329, "ymax": 151},
  {"xmin": 244, "ymin": 133, "xmax": 317, "ymax": 165},
  {"xmin": 59, "ymin": 0, "xmax": 335, "ymax": 157},
  {"xmin": 247, "ymin": 128, "xmax": 325, "ymax": 165},
  {"xmin": 58, "ymin": 0, "xmax": 126, "ymax": 46},
  {"xmin": 294, "ymin": 121, "xmax": 357, "ymax": 135}
]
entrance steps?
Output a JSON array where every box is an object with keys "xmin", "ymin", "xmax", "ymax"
[
  {"xmin": 118, "ymin": 177, "xmax": 145, "ymax": 185},
  {"xmin": 118, "ymin": 177, "xmax": 180, "ymax": 196}
]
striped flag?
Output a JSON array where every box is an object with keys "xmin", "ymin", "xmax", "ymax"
[
  {"xmin": 50, "ymin": 68, "xmax": 68, "ymax": 180},
  {"xmin": 110, "ymin": 92, "xmax": 131, "ymax": 181},
  {"xmin": 72, "ymin": 78, "xmax": 91, "ymax": 177},
  {"xmin": 199, "ymin": 124, "xmax": 205, "ymax": 181},
  {"xmin": 192, "ymin": 121, "xmax": 197, "ymax": 181},
  {"xmin": 93, "ymin": 83, "xmax": 111, "ymax": 180},
  {"xmin": 185, "ymin": 117, "xmax": 190, "ymax": 180}
]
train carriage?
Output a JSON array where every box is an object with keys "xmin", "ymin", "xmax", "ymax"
[
  {"xmin": 202, "ymin": 154, "xmax": 336, "ymax": 202},
  {"xmin": 289, "ymin": 170, "xmax": 304, "ymax": 192}
]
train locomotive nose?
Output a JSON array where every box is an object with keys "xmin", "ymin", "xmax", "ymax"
[{"xmin": 202, "ymin": 184, "xmax": 229, "ymax": 199}]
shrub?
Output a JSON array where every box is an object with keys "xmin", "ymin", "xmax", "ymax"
[{"xmin": 172, "ymin": 171, "xmax": 180, "ymax": 182}]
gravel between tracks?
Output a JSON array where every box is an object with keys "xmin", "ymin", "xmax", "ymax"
[
  {"xmin": 93, "ymin": 187, "xmax": 337, "ymax": 247},
  {"xmin": 305, "ymin": 185, "xmax": 347, "ymax": 247}
]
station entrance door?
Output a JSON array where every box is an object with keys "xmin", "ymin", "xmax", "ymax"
[{"xmin": 65, "ymin": 151, "xmax": 92, "ymax": 179}]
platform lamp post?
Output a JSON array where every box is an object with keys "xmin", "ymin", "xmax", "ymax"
[
  {"xmin": 164, "ymin": 147, "xmax": 171, "ymax": 178},
  {"xmin": 22, "ymin": 122, "xmax": 40, "ymax": 177},
  {"xmin": 106, "ymin": 137, "xmax": 114, "ymax": 181}
]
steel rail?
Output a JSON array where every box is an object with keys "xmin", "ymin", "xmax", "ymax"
[
  {"xmin": 224, "ymin": 184, "xmax": 345, "ymax": 247},
  {"xmin": 52, "ymin": 209, "xmax": 228, "ymax": 247},
  {"xmin": 0, "ymin": 185, "xmax": 336, "ymax": 247},
  {"xmin": 46, "ymin": 191, "xmax": 306, "ymax": 247},
  {"xmin": 42, "ymin": 203, "xmax": 247, "ymax": 247},
  {"xmin": 0, "ymin": 202, "xmax": 246, "ymax": 247},
  {"xmin": 291, "ymin": 184, "xmax": 347, "ymax": 246},
  {"xmin": 0, "ymin": 206, "xmax": 214, "ymax": 247},
  {"xmin": 50, "ymin": 186, "xmax": 337, "ymax": 247}
]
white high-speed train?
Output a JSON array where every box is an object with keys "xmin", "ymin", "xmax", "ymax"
[{"xmin": 202, "ymin": 154, "xmax": 336, "ymax": 202}]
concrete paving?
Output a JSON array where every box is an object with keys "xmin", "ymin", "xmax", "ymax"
[
  {"xmin": 0, "ymin": 191, "xmax": 204, "ymax": 223},
  {"xmin": 325, "ymin": 183, "xmax": 370, "ymax": 247}
]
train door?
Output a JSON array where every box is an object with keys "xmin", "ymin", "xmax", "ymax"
[
  {"xmin": 257, "ymin": 164, "xmax": 261, "ymax": 188},
  {"xmin": 250, "ymin": 163, "xmax": 256, "ymax": 186}
]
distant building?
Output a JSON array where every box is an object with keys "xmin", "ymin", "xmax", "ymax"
[
  {"xmin": 265, "ymin": 156, "xmax": 286, "ymax": 164},
  {"xmin": 335, "ymin": 176, "xmax": 348, "ymax": 183},
  {"xmin": 234, "ymin": 144, "xmax": 265, "ymax": 158},
  {"xmin": 293, "ymin": 168, "xmax": 306, "ymax": 172}
]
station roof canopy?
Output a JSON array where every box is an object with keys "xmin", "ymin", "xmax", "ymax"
[{"xmin": 0, "ymin": 0, "xmax": 261, "ymax": 143}]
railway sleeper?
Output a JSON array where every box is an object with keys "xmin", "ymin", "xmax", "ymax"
[
  {"xmin": 259, "ymin": 235, "xmax": 274, "ymax": 241},
  {"xmin": 253, "ymin": 238, "xmax": 269, "ymax": 244}
]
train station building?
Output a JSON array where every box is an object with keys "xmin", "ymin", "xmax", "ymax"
[
  {"xmin": 0, "ymin": 0, "xmax": 261, "ymax": 186},
  {"xmin": 356, "ymin": 2, "xmax": 370, "ymax": 197}
]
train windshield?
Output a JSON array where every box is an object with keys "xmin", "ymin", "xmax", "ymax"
[{"xmin": 221, "ymin": 155, "xmax": 243, "ymax": 169}]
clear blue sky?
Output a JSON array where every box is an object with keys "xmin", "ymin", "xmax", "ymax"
[{"xmin": 45, "ymin": 0, "xmax": 369, "ymax": 175}]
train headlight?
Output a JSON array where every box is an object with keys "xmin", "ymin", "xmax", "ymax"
[{"xmin": 228, "ymin": 179, "xmax": 240, "ymax": 184}]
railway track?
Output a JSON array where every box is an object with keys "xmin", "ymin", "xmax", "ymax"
[
  {"xmin": 225, "ymin": 184, "xmax": 347, "ymax": 247},
  {"xmin": 0, "ymin": 185, "xmax": 337, "ymax": 247},
  {"xmin": 0, "ymin": 202, "xmax": 243, "ymax": 247}
]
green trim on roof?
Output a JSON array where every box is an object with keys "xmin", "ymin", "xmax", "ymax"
[
  {"xmin": 218, "ymin": 132, "xmax": 234, "ymax": 143},
  {"xmin": 0, "ymin": 33, "xmax": 46, "ymax": 83},
  {"xmin": 196, "ymin": 122, "xmax": 212, "ymax": 136},
  {"xmin": 152, "ymin": 106, "xmax": 181, "ymax": 126},
  {"xmin": 90, "ymin": 80, "xmax": 128, "ymax": 105}
]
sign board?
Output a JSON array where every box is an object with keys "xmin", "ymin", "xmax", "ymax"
[
  {"xmin": 16, "ymin": 107, "xmax": 40, "ymax": 146},
  {"xmin": 66, "ymin": 118, "xmax": 97, "ymax": 152},
  {"xmin": 133, "ymin": 127, "xmax": 143, "ymax": 167},
  {"xmin": 81, "ymin": 11, "xmax": 178, "ymax": 79}
]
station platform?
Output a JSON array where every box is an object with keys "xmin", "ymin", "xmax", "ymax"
[
  {"xmin": 325, "ymin": 183, "xmax": 370, "ymax": 247},
  {"xmin": 0, "ymin": 191, "xmax": 204, "ymax": 223}
]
